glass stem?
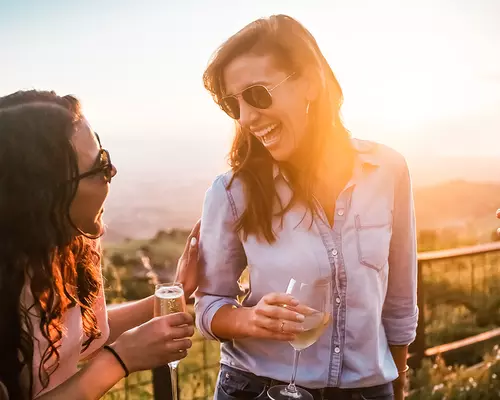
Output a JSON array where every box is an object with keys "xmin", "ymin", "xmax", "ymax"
[
  {"xmin": 287, "ymin": 349, "xmax": 301, "ymax": 394},
  {"xmin": 169, "ymin": 364, "xmax": 179, "ymax": 400}
]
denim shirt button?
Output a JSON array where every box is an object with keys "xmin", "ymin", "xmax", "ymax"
[
  {"xmin": 337, "ymin": 209, "xmax": 344, "ymax": 216},
  {"xmin": 336, "ymin": 297, "xmax": 341, "ymax": 304},
  {"xmin": 332, "ymin": 249, "xmax": 338, "ymax": 256},
  {"xmin": 334, "ymin": 347, "xmax": 340, "ymax": 353}
]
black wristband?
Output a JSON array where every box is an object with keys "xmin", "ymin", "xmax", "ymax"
[{"xmin": 103, "ymin": 345, "xmax": 130, "ymax": 377}]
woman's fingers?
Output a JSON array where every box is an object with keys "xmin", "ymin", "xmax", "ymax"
[
  {"xmin": 263, "ymin": 293, "xmax": 299, "ymax": 307},
  {"xmin": 248, "ymin": 292, "xmax": 323, "ymax": 341},
  {"xmin": 253, "ymin": 323, "xmax": 297, "ymax": 341},
  {"xmin": 256, "ymin": 303, "xmax": 305, "ymax": 323},
  {"xmin": 264, "ymin": 316, "xmax": 304, "ymax": 334}
]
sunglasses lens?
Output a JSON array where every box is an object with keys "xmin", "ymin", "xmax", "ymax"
[
  {"xmin": 221, "ymin": 97, "xmax": 240, "ymax": 119},
  {"xmin": 243, "ymin": 86, "xmax": 272, "ymax": 109},
  {"xmin": 220, "ymin": 86, "xmax": 272, "ymax": 120}
]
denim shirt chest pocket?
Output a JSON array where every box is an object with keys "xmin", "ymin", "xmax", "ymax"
[{"xmin": 354, "ymin": 212, "xmax": 393, "ymax": 272}]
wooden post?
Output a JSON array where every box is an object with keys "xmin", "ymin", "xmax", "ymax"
[
  {"xmin": 152, "ymin": 366, "xmax": 173, "ymax": 400},
  {"xmin": 410, "ymin": 259, "xmax": 426, "ymax": 368}
]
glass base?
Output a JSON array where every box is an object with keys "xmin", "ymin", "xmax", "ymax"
[{"xmin": 267, "ymin": 384, "xmax": 314, "ymax": 400}]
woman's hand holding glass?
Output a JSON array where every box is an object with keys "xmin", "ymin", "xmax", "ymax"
[
  {"xmin": 242, "ymin": 293, "xmax": 309, "ymax": 341},
  {"xmin": 111, "ymin": 313, "xmax": 194, "ymax": 374},
  {"xmin": 266, "ymin": 278, "xmax": 333, "ymax": 400}
]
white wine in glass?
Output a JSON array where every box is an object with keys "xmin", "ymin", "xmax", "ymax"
[
  {"xmin": 268, "ymin": 278, "xmax": 332, "ymax": 400},
  {"xmin": 154, "ymin": 282, "xmax": 186, "ymax": 400},
  {"xmin": 289, "ymin": 311, "xmax": 331, "ymax": 351}
]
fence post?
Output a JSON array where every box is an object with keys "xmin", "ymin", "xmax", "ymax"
[
  {"xmin": 410, "ymin": 259, "xmax": 426, "ymax": 368},
  {"xmin": 152, "ymin": 366, "xmax": 174, "ymax": 400}
]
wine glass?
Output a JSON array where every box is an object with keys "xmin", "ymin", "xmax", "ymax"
[
  {"xmin": 267, "ymin": 277, "xmax": 333, "ymax": 400},
  {"xmin": 154, "ymin": 282, "xmax": 187, "ymax": 400}
]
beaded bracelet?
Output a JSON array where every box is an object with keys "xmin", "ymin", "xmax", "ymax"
[{"xmin": 103, "ymin": 345, "xmax": 130, "ymax": 377}]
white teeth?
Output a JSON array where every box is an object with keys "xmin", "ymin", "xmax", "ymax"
[
  {"xmin": 254, "ymin": 123, "xmax": 278, "ymax": 137},
  {"xmin": 252, "ymin": 123, "xmax": 281, "ymax": 146},
  {"xmin": 262, "ymin": 124, "xmax": 281, "ymax": 145}
]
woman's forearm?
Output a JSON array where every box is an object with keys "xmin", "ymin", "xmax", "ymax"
[
  {"xmin": 210, "ymin": 305, "xmax": 251, "ymax": 340},
  {"xmin": 389, "ymin": 344, "xmax": 408, "ymax": 373},
  {"xmin": 36, "ymin": 350, "xmax": 125, "ymax": 400},
  {"xmin": 106, "ymin": 296, "xmax": 154, "ymax": 343}
]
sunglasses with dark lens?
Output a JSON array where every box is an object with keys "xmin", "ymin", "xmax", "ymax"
[
  {"xmin": 73, "ymin": 133, "xmax": 115, "ymax": 183},
  {"xmin": 220, "ymin": 72, "xmax": 295, "ymax": 120}
]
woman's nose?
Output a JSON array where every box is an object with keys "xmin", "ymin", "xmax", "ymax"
[{"xmin": 238, "ymin": 100, "xmax": 260, "ymax": 128}]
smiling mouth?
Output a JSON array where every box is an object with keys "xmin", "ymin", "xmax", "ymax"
[{"xmin": 253, "ymin": 123, "xmax": 282, "ymax": 147}]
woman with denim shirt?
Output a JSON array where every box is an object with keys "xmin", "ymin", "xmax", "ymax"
[{"xmin": 195, "ymin": 15, "xmax": 418, "ymax": 400}]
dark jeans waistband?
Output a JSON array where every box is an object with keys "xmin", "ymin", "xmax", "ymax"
[{"xmin": 218, "ymin": 363, "xmax": 394, "ymax": 400}]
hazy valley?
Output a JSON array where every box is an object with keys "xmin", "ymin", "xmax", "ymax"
[{"xmin": 102, "ymin": 154, "xmax": 500, "ymax": 242}]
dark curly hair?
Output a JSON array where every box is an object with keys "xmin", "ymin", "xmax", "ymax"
[{"xmin": 0, "ymin": 90, "xmax": 102, "ymax": 399}]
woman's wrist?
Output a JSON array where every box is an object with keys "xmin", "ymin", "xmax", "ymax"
[
  {"xmin": 103, "ymin": 345, "xmax": 130, "ymax": 377},
  {"xmin": 397, "ymin": 365, "xmax": 409, "ymax": 375},
  {"xmin": 89, "ymin": 346, "xmax": 128, "ymax": 385},
  {"xmin": 393, "ymin": 365, "xmax": 408, "ymax": 389},
  {"xmin": 233, "ymin": 306, "xmax": 253, "ymax": 338},
  {"xmin": 212, "ymin": 305, "xmax": 251, "ymax": 339}
]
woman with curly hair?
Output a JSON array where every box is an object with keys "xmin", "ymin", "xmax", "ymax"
[{"xmin": 0, "ymin": 90, "xmax": 196, "ymax": 399}]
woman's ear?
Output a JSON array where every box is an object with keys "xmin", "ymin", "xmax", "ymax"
[{"xmin": 301, "ymin": 66, "xmax": 321, "ymax": 102}]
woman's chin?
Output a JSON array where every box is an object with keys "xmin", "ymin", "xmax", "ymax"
[
  {"xmin": 269, "ymin": 146, "xmax": 294, "ymax": 163},
  {"xmin": 93, "ymin": 218, "xmax": 106, "ymax": 236},
  {"xmin": 80, "ymin": 219, "xmax": 105, "ymax": 238}
]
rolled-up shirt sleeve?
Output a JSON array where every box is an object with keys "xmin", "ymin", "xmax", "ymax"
[
  {"xmin": 194, "ymin": 175, "xmax": 247, "ymax": 341},
  {"xmin": 382, "ymin": 159, "xmax": 419, "ymax": 345}
]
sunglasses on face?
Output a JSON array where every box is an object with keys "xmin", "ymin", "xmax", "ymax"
[
  {"xmin": 219, "ymin": 72, "xmax": 295, "ymax": 120},
  {"xmin": 73, "ymin": 133, "xmax": 115, "ymax": 183}
]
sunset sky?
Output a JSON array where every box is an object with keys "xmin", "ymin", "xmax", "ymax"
[{"xmin": 1, "ymin": 0, "xmax": 499, "ymax": 177}]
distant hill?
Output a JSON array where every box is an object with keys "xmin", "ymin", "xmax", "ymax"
[
  {"xmin": 414, "ymin": 180, "xmax": 500, "ymax": 240},
  {"xmin": 102, "ymin": 178, "xmax": 210, "ymax": 242},
  {"xmin": 407, "ymin": 155, "xmax": 500, "ymax": 188},
  {"xmin": 101, "ymin": 150, "xmax": 500, "ymax": 241},
  {"xmin": 102, "ymin": 177, "xmax": 500, "ymax": 242}
]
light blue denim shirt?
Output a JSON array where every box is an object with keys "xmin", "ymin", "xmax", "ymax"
[{"xmin": 195, "ymin": 138, "xmax": 418, "ymax": 389}]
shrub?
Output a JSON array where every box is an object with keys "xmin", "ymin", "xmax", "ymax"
[{"xmin": 408, "ymin": 346, "xmax": 500, "ymax": 399}]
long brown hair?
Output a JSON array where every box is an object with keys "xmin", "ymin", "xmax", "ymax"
[
  {"xmin": 0, "ymin": 91, "xmax": 102, "ymax": 399},
  {"xmin": 203, "ymin": 14, "xmax": 351, "ymax": 243}
]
